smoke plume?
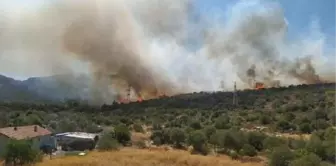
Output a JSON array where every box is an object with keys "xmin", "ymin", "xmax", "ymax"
[{"xmin": 0, "ymin": 0, "xmax": 334, "ymax": 104}]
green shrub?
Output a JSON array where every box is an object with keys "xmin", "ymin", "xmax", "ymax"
[
  {"xmin": 114, "ymin": 125, "xmax": 131, "ymax": 145},
  {"xmin": 96, "ymin": 132, "xmax": 120, "ymax": 151},
  {"xmin": 188, "ymin": 130, "xmax": 208, "ymax": 155},
  {"xmin": 2, "ymin": 139, "xmax": 42, "ymax": 165},
  {"xmin": 269, "ymin": 146, "xmax": 295, "ymax": 166},
  {"xmin": 239, "ymin": 144, "xmax": 257, "ymax": 157},
  {"xmin": 133, "ymin": 123, "xmax": 144, "ymax": 133},
  {"xmin": 290, "ymin": 153, "xmax": 322, "ymax": 166}
]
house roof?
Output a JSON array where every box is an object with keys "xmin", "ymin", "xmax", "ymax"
[{"xmin": 0, "ymin": 125, "xmax": 51, "ymax": 140}]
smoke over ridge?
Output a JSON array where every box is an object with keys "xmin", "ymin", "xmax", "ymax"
[{"xmin": 0, "ymin": 0, "xmax": 334, "ymax": 104}]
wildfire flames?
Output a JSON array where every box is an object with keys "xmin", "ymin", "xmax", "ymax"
[
  {"xmin": 117, "ymin": 96, "xmax": 143, "ymax": 104},
  {"xmin": 255, "ymin": 82, "xmax": 265, "ymax": 90},
  {"xmin": 137, "ymin": 96, "xmax": 143, "ymax": 103}
]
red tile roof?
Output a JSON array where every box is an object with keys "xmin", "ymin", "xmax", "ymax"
[{"xmin": 0, "ymin": 125, "xmax": 51, "ymax": 140}]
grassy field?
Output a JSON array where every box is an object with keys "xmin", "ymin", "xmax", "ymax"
[{"xmin": 37, "ymin": 148, "xmax": 265, "ymax": 166}]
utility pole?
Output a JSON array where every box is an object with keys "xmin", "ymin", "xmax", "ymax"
[
  {"xmin": 233, "ymin": 81, "xmax": 238, "ymax": 105},
  {"xmin": 126, "ymin": 85, "xmax": 131, "ymax": 103}
]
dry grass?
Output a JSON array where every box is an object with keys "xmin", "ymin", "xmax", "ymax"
[{"xmin": 36, "ymin": 148, "xmax": 264, "ymax": 166}]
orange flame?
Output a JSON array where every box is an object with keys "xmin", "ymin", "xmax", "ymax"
[
  {"xmin": 255, "ymin": 82, "xmax": 265, "ymax": 90},
  {"xmin": 118, "ymin": 98, "xmax": 129, "ymax": 104},
  {"xmin": 137, "ymin": 97, "xmax": 143, "ymax": 102}
]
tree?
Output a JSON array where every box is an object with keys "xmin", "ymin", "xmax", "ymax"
[
  {"xmin": 114, "ymin": 125, "xmax": 131, "ymax": 145},
  {"xmin": 322, "ymin": 140, "xmax": 335, "ymax": 163},
  {"xmin": 263, "ymin": 137, "xmax": 286, "ymax": 151},
  {"xmin": 188, "ymin": 130, "xmax": 208, "ymax": 155},
  {"xmin": 170, "ymin": 128, "xmax": 186, "ymax": 148},
  {"xmin": 220, "ymin": 130, "xmax": 246, "ymax": 152},
  {"xmin": 259, "ymin": 115, "xmax": 271, "ymax": 125},
  {"xmin": 276, "ymin": 120, "xmax": 292, "ymax": 131},
  {"xmin": 299, "ymin": 123, "xmax": 312, "ymax": 134},
  {"xmin": 2, "ymin": 139, "xmax": 42, "ymax": 166},
  {"xmin": 306, "ymin": 135, "xmax": 326, "ymax": 160},
  {"xmin": 189, "ymin": 120, "xmax": 202, "ymax": 130},
  {"xmin": 215, "ymin": 116, "xmax": 230, "ymax": 129},
  {"xmin": 96, "ymin": 132, "xmax": 120, "ymax": 151},
  {"xmin": 239, "ymin": 144, "xmax": 257, "ymax": 157},
  {"xmin": 203, "ymin": 126, "xmax": 216, "ymax": 139},
  {"xmin": 269, "ymin": 146, "xmax": 295, "ymax": 166},
  {"xmin": 247, "ymin": 132, "xmax": 266, "ymax": 151},
  {"xmin": 133, "ymin": 123, "xmax": 144, "ymax": 133}
]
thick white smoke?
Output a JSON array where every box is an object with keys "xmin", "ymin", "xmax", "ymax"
[{"xmin": 0, "ymin": 0, "xmax": 334, "ymax": 104}]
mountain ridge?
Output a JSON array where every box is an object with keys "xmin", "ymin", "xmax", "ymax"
[{"xmin": 0, "ymin": 74, "xmax": 91, "ymax": 103}]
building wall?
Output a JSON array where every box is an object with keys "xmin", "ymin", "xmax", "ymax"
[{"xmin": 36, "ymin": 135, "xmax": 57, "ymax": 149}]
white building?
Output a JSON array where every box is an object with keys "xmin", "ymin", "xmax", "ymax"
[{"xmin": 55, "ymin": 132, "xmax": 99, "ymax": 145}]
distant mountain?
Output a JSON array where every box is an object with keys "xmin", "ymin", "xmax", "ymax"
[{"xmin": 0, "ymin": 74, "xmax": 92, "ymax": 103}]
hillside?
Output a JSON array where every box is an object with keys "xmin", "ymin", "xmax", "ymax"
[
  {"xmin": 0, "ymin": 83, "xmax": 335, "ymax": 166},
  {"xmin": 0, "ymin": 74, "xmax": 91, "ymax": 103},
  {"xmin": 0, "ymin": 83, "xmax": 334, "ymax": 133}
]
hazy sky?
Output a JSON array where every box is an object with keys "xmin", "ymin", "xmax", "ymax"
[
  {"xmin": 2, "ymin": 0, "xmax": 334, "ymax": 44},
  {"xmin": 195, "ymin": 0, "xmax": 335, "ymax": 48},
  {"xmin": 0, "ymin": 0, "xmax": 335, "ymax": 80}
]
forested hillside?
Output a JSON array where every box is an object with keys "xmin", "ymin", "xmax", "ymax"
[{"xmin": 0, "ymin": 83, "xmax": 335, "ymax": 165}]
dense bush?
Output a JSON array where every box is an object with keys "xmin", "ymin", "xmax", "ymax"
[
  {"xmin": 188, "ymin": 130, "xmax": 208, "ymax": 155},
  {"xmin": 2, "ymin": 139, "xmax": 42, "ymax": 165},
  {"xmin": 96, "ymin": 132, "xmax": 120, "ymax": 151},
  {"xmin": 114, "ymin": 125, "xmax": 131, "ymax": 145}
]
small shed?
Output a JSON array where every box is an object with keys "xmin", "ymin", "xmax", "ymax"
[{"xmin": 55, "ymin": 132, "xmax": 99, "ymax": 151}]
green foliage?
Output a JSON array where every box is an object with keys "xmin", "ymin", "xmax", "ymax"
[
  {"xmin": 170, "ymin": 128, "xmax": 186, "ymax": 148},
  {"xmin": 114, "ymin": 125, "xmax": 131, "ymax": 145},
  {"xmin": 290, "ymin": 153, "xmax": 322, "ymax": 166},
  {"xmin": 228, "ymin": 150, "xmax": 239, "ymax": 160},
  {"xmin": 189, "ymin": 120, "xmax": 202, "ymax": 130},
  {"xmin": 215, "ymin": 116, "xmax": 230, "ymax": 129},
  {"xmin": 133, "ymin": 123, "xmax": 144, "ymax": 133},
  {"xmin": 322, "ymin": 140, "xmax": 335, "ymax": 163},
  {"xmin": 2, "ymin": 139, "xmax": 42, "ymax": 165},
  {"xmin": 203, "ymin": 125, "xmax": 216, "ymax": 139},
  {"xmin": 263, "ymin": 136, "xmax": 286, "ymax": 151},
  {"xmin": 188, "ymin": 130, "xmax": 208, "ymax": 155},
  {"xmin": 220, "ymin": 130, "xmax": 246, "ymax": 152},
  {"xmin": 239, "ymin": 144, "xmax": 257, "ymax": 157},
  {"xmin": 96, "ymin": 132, "xmax": 120, "ymax": 151},
  {"xmin": 276, "ymin": 120, "xmax": 294, "ymax": 132},
  {"xmin": 0, "ymin": 83, "xmax": 335, "ymax": 163},
  {"xmin": 269, "ymin": 146, "xmax": 295, "ymax": 166},
  {"xmin": 247, "ymin": 132, "xmax": 266, "ymax": 151},
  {"xmin": 299, "ymin": 123, "xmax": 312, "ymax": 134},
  {"xmin": 306, "ymin": 135, "xmax": 326, "ymax": 160},
  {"xmin": 259, "ymin": 115, "xmax": 272, "ymax": 125},
  {"xmin": 327, "ymin": 111, "xmax": 335, "ymax": 125}
]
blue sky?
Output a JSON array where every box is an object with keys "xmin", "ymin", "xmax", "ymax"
[
  {"xmin": 1, "ymin": 0, "xmax": 336, "ymax": 36},
  {"xmin": 195, "ymin": 0, "xmax": 335, "ymax": 51}
]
